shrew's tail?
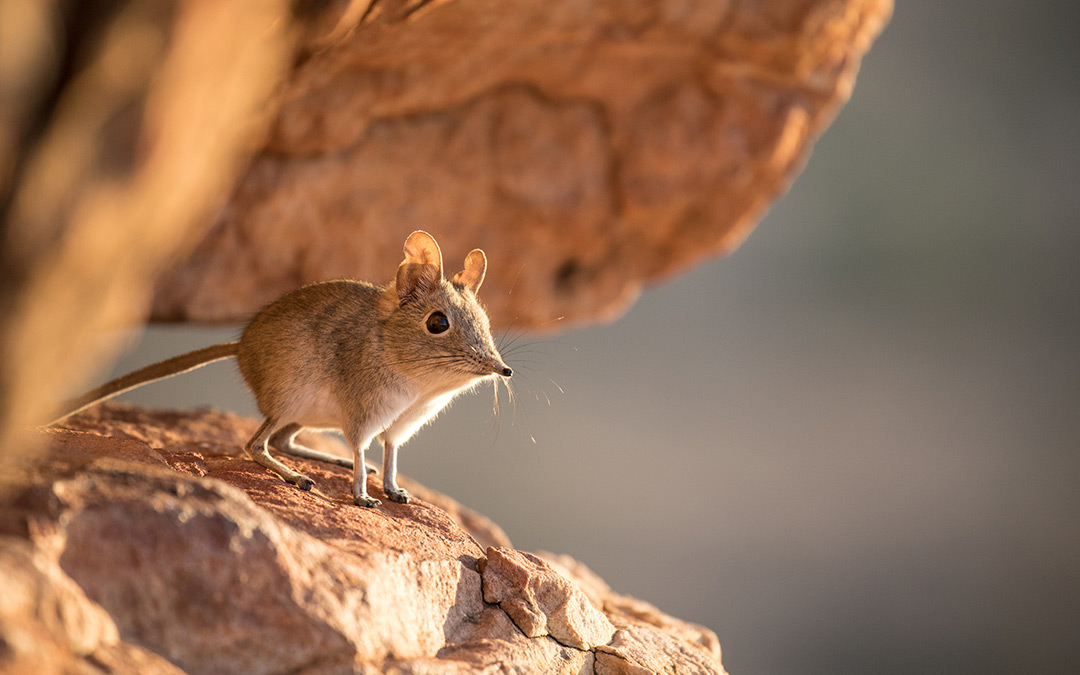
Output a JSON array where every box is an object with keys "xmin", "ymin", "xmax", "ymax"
[{"xmin": 49, "ymin": 341, "xmax": 241, "ymax": 425}]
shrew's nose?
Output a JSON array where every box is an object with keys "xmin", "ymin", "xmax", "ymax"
[{"xmin": 500, "ymin": 366, "xmax": 513, "ymax": 377}]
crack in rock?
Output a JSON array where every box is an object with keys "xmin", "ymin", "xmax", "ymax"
[{"xmin": 478, "ymin": 546, "xmax": 616, "ymax": 651}]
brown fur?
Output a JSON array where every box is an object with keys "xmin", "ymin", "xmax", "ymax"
[{"xmin": 52, "ymin": 232, "xmax": 511, "ymax": 507}]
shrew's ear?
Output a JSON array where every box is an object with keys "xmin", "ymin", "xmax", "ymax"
[
  {"xmin": 396, "ymin": 231, "xmax": 443, "ymax": 304},
  {"xmin": 452, "ymin": 249, "xmax": 487, "ymax": 295}
]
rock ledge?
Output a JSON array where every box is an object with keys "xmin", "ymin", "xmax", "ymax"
[{"xmin": 1, "ymin": 404, "xmax": 724, "ymax": 674}]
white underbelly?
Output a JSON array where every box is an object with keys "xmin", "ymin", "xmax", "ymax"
[{"xmin": 280, "ymin": 385, "xmax": 346, "ymax": 429}]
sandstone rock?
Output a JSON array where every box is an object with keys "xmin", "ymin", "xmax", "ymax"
[
  {"xmin": 0, "ymin": 404, "xmax": 725, "ymax": 674},
  {"xmin": 595, "ymin": 626, "xmax": 726, "ymax": 675},
  {"xmin": 480, "ymin": 547, "xmax": 617, "ymax": 650},
  {"xmin": 540, "ymin": 551, "xmax": 722, "ymax": 659},
  {"xmin": 0, "ymin": 539, "xmax": 185, "ymax": 675},
  {"xmin": 153, "ymin": 0, "xmax": 893, "ymax": 331}
]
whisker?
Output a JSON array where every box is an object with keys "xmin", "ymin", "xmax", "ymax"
[{"xmin": 507, "ymin": 261, "xmax": 527, "ymax": 297}]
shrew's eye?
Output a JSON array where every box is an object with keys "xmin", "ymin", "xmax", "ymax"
[{"xmin": 426, "ymin": 311, "xmax": 450, "ymax": 334}]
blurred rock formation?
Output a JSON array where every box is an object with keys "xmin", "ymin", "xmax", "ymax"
[
  {"xmin": 154, "ymin": 0, "xmax": 893, "ymax": 331},
  {"xmin": 0, "ymin": 0, "xmax": 293, "ymax": 462}
]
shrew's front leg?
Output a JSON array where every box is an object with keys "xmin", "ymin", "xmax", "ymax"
[{"xmin": 379, "ymin": 433, "xmax": 410, "ymax": 504}]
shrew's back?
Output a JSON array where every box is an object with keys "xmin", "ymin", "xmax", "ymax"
[{"xmin": 237, "ymin": 280, "xmax": 385, "ymax": 415}]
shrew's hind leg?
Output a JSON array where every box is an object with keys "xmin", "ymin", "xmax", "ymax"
[
  {"xmin": 245, "ymin": 418, "xmax": 315, "ymax": 491},
  {"xmin": 270, "ymin": 423, "xmax": 377, "ymax": 473},
  {"xmin": 344, "ymin": 426, "xmax": 381, "ymax": 508}
]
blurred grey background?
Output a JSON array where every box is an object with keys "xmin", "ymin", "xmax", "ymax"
[{"xmin": 103, "ymin": 1, "xmax": 1079, "ymax": 673}]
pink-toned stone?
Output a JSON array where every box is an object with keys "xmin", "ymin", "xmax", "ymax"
[
  {"xmin": 0, "ymin": 539, "xmax": 185, "ymax": 675},
  {"xmin": 0, "ymin": 404, "xmax": 725, "ymax": 673},
  {"xmin": 541, "ymin": 550, "xmax": 723, "ymax": 659},
  {"xmin": 595, "ymin": 625, "xmax": 727, "ymax": 675},
  {"xmin": 480, "ymin": 546, "xmax": 617, "ymax": 650},
  {"xmin": 153, "ymin": 0, "xmax": 893, "ymax": 331}
]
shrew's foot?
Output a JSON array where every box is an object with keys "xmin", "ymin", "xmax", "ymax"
[
  {"xmin": 354, "ymin": 494, "xmax": 381, "ymax": 508},
  {"xmin": 385, "ymin": 486, "xmax": 411, "ymax": 504}
]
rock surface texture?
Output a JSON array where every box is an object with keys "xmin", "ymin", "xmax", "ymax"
[
  {"xmin": 1, "ymin": 404, "xmax": 725, "ymax": 674},
  {"xmin": 153, "ymin": 0, "xmax": 892, "ymax": 330}
]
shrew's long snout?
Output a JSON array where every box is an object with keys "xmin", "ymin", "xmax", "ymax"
[{"xmin": 483, "ymin": 354, "xmax": 512, "ymax": 378}]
